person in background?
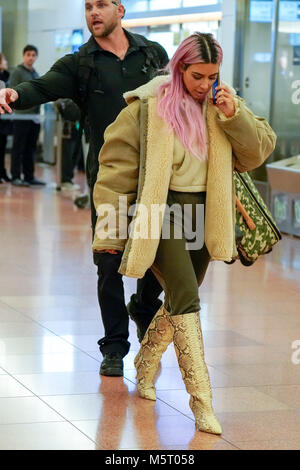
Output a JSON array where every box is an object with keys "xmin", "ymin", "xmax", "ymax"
[
  {"xmin": 0, "ymin": 53, "xmax": 11, "ymax": 183},
  {"xmin": 9, "ymin": 45, "xmax": 45, "ymax": 187}
]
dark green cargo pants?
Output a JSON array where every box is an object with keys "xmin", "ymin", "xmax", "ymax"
[{"xmin": 152, "ymin": 190, "xmax": 210, "ymax": 316}]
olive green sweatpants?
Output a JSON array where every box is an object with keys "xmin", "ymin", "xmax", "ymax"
[{"xmin": 151, "ymin": 190, "xmax": 210, "ymax": 316}]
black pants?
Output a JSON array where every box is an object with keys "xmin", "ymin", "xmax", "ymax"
[
  {"xmin": 61, "ymin": 125, "xmax": 81, "ymax": 183},
  {"xmin": 11, "ymin": 120, "xmax": 40, "ymax": 181},
  {"xmin": 61, "ymin": 138, "xmax": 76, "ymax": 183},
  {"xmin": 90, "ymin": 185, "xmax": 163, "ymax": 357},
  {"xmin": 0, "ymin": 133, "xmax": 8, "ymax": 177}
]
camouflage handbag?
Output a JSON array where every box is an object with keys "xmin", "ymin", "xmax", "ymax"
[{"xmin": 233, "ymin": 170, "xmax": 282, "ymax": 266}]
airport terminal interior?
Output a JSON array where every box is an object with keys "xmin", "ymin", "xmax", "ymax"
[{"xmin": 0, "ymin": 0, "xmax": 300, "ymax": 451}]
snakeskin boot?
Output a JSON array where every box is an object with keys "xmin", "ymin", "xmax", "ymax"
[
  {"xmin": 134, "ymin": 304, "xmax": 174, "ymax": 401},
  {"xmin": 169, "ymin": 312, "xmax": 222, "ymax": 435}
]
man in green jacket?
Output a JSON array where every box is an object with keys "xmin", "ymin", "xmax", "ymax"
[{"xmin": 0, "ymin": 0, "xmax": 168, "ymax": 376}]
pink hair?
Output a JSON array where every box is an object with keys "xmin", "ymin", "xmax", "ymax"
[{"xmin": 157, "ymin": 33, "xmax": 223, "ymax": 160}]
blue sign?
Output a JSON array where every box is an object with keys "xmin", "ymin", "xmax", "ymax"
[
  {"xmin": 290, "ymin": 33, "xmax": 300, "ymax": 46},
  {"xmin": 253, "ymin": 52, "xmax": 272, "ymax": 62},
  {"xmin": 280, "ymin": 1, "xmax": 300, "ymax": 21},
  {"xmin": 250, "ymin": 1, "xmax": 273, "ymax": 23},
  {"xmin": 250, "ymin": 1, "xmax": 300, "ymax": 23},
  {"xmin": 72, "ymin": 29, "xmax": 84, "ymax": 53}
]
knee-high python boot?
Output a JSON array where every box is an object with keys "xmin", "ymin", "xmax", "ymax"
[
  {"xmin": 169, "ymin": 312, "xmax": 222, "ymax": 435},
  {"xmin": 134, "ymin": 304, "xmax": 173, "ymax": 401}
]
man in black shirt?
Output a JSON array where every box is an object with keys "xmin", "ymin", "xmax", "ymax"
[{"xmin": 0, "ymin": 0, "xmax": 168, "ymax": 376}]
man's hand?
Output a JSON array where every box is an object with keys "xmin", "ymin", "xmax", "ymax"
[{"xmin": 0, "ymin": 88, "xmax": 19, "ymax": 115}]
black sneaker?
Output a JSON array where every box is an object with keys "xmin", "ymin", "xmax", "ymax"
[
  {"xmin": 0, "ymin": 172, "xmax": 11, "ymax": 182},
  {"xmin": 100, "ymin": 352, "xmax": 123, "ymax": 377},
  {"xmin": 26, "ymin": 178, "xmax": 46, "ymax": 186}
]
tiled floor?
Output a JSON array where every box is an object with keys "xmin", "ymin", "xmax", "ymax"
[{"xmin": 0, "ymin": 164, "xmax": 300, "ymax": 450}]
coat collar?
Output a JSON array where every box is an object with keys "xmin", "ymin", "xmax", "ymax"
[{"xmin": 124, "ymin": 75, "xmax": 170, "ymax": 104}]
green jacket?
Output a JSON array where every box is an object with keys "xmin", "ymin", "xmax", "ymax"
[{"xmin": 93, "ymin": 76, "xmax": 277, "ymax": 278}]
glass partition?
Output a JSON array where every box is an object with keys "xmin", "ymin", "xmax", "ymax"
[
  {"xmin": 238, "ymin": 0, "xmax": 300, "ymax": 183},
  {"xmin": 271, "ymin": 0, "xmax": 300, "ymax": 161},
  {"xmin": 240, "ymin": 0, "xmax": 273, "ymax": 120}
]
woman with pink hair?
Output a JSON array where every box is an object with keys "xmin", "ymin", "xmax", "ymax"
[{"xmin": 93, "ymin": 33, "xmax": 276, "ymax": 434}]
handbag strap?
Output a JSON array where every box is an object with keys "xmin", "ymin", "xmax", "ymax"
[{"xmin": 236, "ymin": 196, "xmax": 256, "ymax": 231}]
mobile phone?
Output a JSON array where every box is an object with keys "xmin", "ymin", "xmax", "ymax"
[{"xmin": 212, "ymin": 74, "xmax": 220, "ymax": 104}]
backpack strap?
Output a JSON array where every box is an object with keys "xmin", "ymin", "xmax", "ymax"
[
  {"xmin": 77, "ymin": 48, "xmax": 95, "ymax": 109},
  {"xmin": 73, "ymin": 47, "xmax": 96, "ymax": 162},
  {"xmin": 140, "ymin": 46, "xmax": 161, "ymax": 75}
]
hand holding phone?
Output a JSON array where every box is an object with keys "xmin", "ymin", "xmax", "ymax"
[{"xmin": 212, "ymin": 78, "xmax": 236, "ymax": 118}]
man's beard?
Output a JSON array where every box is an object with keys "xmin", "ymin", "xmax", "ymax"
[{"xmin": 90, "ymin": 18, "xmax": 118, "ymax": 38}]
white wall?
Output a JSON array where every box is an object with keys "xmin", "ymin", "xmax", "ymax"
[
  {"xmin": 219, "ymin": 0, "xmax": 236, "ymax": 86},
  {"xmin": 27, "ymin": 0, "xmax": 89, "ymax": 75},
  {"xmin": 1, "ymin": 0, "xmax": 29, "ymax": 68}
]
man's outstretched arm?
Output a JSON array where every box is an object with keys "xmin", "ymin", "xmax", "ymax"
[{"xmin": 0, "ymin": 54, "xmax": 78, "ymax": 114}]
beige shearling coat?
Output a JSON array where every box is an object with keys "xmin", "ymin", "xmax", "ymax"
[{"xmin": 92, "ymin": 76, "xmax": 276, "ymax": 278}]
